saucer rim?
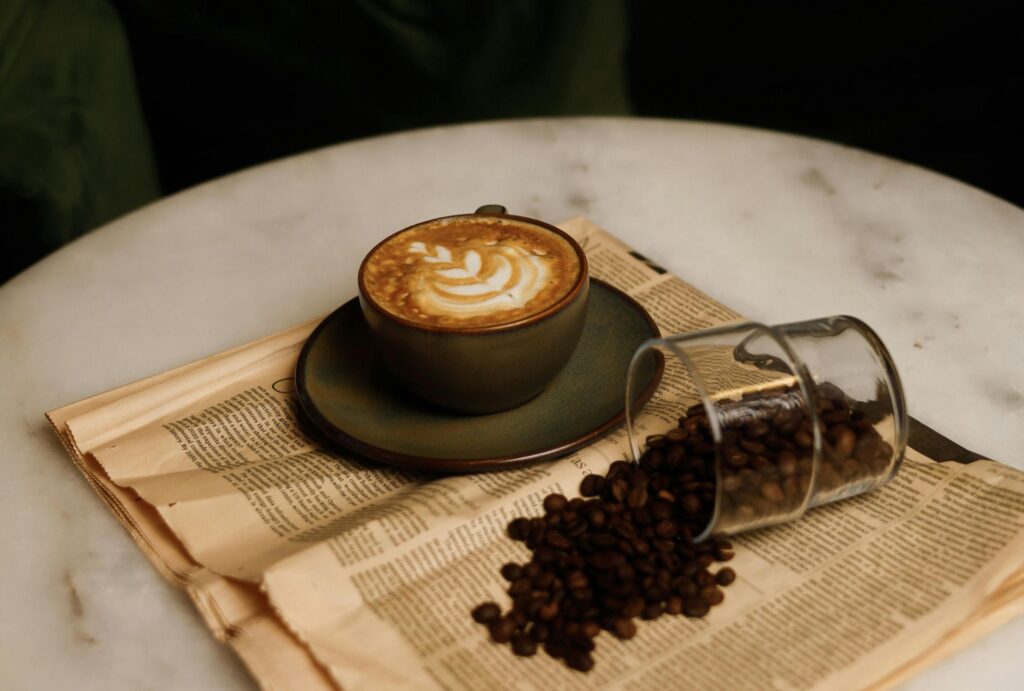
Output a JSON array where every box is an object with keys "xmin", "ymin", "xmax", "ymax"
[{"xmin": 295, "ymin": 278, "xmax": 663, "ymax": 472}]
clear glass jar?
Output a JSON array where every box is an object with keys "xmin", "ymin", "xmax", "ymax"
[{"xmin": 624, "ymin": 315, "xmax": 908, "ymax": 541}]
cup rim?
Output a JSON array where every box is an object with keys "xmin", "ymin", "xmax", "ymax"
[{"xmin": 357, "ymin": 211, "xmax": 590, "ymax": 334}]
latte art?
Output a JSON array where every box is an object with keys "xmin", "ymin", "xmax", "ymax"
[
  {"xmin": 362, "ymin": 216, "xmax": 582, "ymax": 327},
  {"xmin": 408, "ymin": 240, "xmax": 551, "ymax": 317}
]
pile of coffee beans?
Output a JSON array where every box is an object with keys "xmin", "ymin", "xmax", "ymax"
[
  {"xmin": 712, "ymin": 383, "xmax": 894, "ymax": 526},
  {"xmin": 471, "ymin": 449, "xmax": 736, "ymax": 672},
  {"xmin": 471, "ymin": 383, "xmax": 893, "ymax": 671}
]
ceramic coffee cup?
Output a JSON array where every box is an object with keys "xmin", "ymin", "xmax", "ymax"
[{"xmin": 358, "ymin": 205, "xmax": 590, "ymax": 414}]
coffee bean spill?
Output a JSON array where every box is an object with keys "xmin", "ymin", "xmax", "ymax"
[
  {"xmin": 472, "ymin": 384, "xmax": 891, "ymax": 672},
  {"xmin": 471, "ymin": 410, "xmax": 732, "ymax": 672}
]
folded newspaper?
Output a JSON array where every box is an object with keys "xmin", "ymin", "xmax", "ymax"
[{"xmin": 47, "ymin": 218, "xmax": 1024, "ymax": 690}]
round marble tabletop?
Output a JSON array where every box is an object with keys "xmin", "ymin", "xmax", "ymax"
[{"xmin": 1, "ymin": 118, "xmax": 1021, "ymax": 690}]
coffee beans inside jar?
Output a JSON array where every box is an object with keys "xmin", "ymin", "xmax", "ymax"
[
  {"xmin": 710, "ymin": 382, "xmax": 894, "ymax": 532},
  {"xmin": 471, "ymin": 382, "xmax": 893, "ymax": 671}
]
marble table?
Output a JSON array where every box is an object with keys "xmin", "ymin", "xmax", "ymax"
[{"xmin": 1, "ymin": 118, "xmax": 1021, "ymax": 690}]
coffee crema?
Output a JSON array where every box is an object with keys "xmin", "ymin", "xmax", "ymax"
[{"xmin": 362, "ymin": 217, "xmax": 582, "ymax": 328}]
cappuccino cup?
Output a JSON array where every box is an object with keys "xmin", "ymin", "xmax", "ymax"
[{"xmin": 358, "ymin": 206, "xmax": 590, "ymax": 414}]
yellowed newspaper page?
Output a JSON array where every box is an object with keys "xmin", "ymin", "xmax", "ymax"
[
  {"xmin": 47, "ymin": 217, "xmax": 1024, "ymax": 691},
  {"xmin": 564, "ymin": 217, "xmax": 742, "ymax": 334},
  {"xmin": 46, "ymin": 359, "xmax": 336, "ymax": 691},
  {"xmin": 260, "ymin": 447, "xmax": 1024, "ymax": 690}
]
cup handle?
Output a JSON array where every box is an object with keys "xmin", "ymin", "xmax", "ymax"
[{"xmin": 475, "ymin": 204, "xmax": 507, "ymax": 215}]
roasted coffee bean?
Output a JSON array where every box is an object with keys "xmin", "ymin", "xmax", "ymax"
[
  {"xmin": 472, "ymin": 602, "xmax": 501, "ymax": 624},
  {"xmin": 681, "ymin": 494, "xmax": 702, "ymax": 514},
  {"xmin": 654, "ymin": 520, "xmax": 677, "ymax": 539},
  {"xmin": 642, "ymin": 602, "xmax": 665, "ymax": 620},
  {"xmin": 580, "ymin": 474, "xmax": 605, "ymax": 497},
  {"xmin": 777, "ymin": 451, "xmax": 798, "ymax": 477},
  {"xmin": 676, "ymin": 579, "xmax": 698, "ymax": 597},
  {"xmin": 610, "ymin": 478, "xmax": 629, "ymax": 502},
  {"xmin": 512, "ymin": 608, "xmax": 529, "ymax": 628},
  {"xmin": 511, "ymin": 632, "xmax": 537, "ymax": 656},
  {"xmin": 529, "ymin": 622, "xmax": 550, "ymax": 642},
  {"xmin": 572, "ymin": 632, "xmax": 595, "ymax": 651},
  {"xmin": 650, "ymin": 539, "xmax": 673, "ymax": 553},
  {"xmin": 650, "ymin": 500, "xmax": 673, "ymax": 522},
  {"xmin": 601, "ymin": 595, "xmax": 626, "ymax": 616},
  {"xmin": 619, "ymin": 596, "xmax": 644, "ymax": 618},
  {"xmin": 644, "ymin": 448, "xmax": 666, "ymax": 470},
  {"xmin": 740, "ymin": 439, "xmax": 767, "ymax": 454},
  {"xmin": 570, "ymin": 587, "xmax": 593, "ymax": 603},
  {"xmin": 544, "ymin": 638, "xmax": 569, "ymax": 659},
  {"xmin": 566, "ymin": 520, "xmax": 588, "ymax": 539},
  {"xmin": 627, "ymin": 486, "xmax": 648, "ymax": 508},
  {"xmin": 565, "ymin": 570, "xmax": 588, "ymax": 590},
  {"xmin": 745, "ymin": 421, "xmax": 770, "ymax": 437},
  {"xmin": 509, "ymin": 577, "xmax": 532, "ymax": 596},
  {"xmin": 725, "ymin": 449, "xmax": 748, "ymax": 468},
  {"xmin": 684, "ymin": 597, "xmax": 711, "ymax": 618},
  {"xmin": 750, "ymin": 455, "xmax": 771, "ymax": 471},
  {"xmin": 588, "ymin": 532, "xmax": 616, "ymax": 549},
  {"xmin": 589, "ymin": 551, "xmax": 626, "ymax": 570},
  {"xmin": 715, "ymin": 543, "xmax": 736, "ymax": 561},
  {"xmin": 532, "ymin": 570, "xmax": 555, "ymax": 590},
  {"xmin": 831, "ymin": 425, "xmax": 856, "ymax": 459},
  {"xmin": 612, "ymin": 617, "xmax": 637, "ymax": 639},
  {"xmin": 546, "ymin": 530, "xmax": 572, "ymax": 550},
  {"xmin": 534, "ymin": 546, "xmax": 559, "ymax": 565},
  {"xmin": 500, "ymin": 563, "xmax": 522, "ymax": 582},
  {"xmin": 760, "ymin": 481, "xmax": 785, "ymax": 502},
  {"xmin": 544, "ymin": 493, "xmax": 568, "ymax": 514},
  {"xmin": 507, "ymin": 517, "xmax": 530, "ymax": 540},
  {"xmin": 715, "ymin": 567, "xmax": 736, "ymax": 586},
  {"xmin": 637, "ymin": 512, "xmax": 657, "ymax": 531},
  {"xmin": 607, "ymin": 460, "xmax": 632, "ymax": 478},
  {"xmin": 665, "ymin": 427, "xmax": 688, "ymax": 443},
  {"xmin": 602, "ymin": 501, "xmax": 625, "ymax": 515},
  {"xmin": 566, "ymin": 650, "xmax": 595, "ymax": 672},
  {"xmin": 537, "ymin": 601, "xmax": 559, "ymax": 621},
  {"xmin": 666, "ymin": 595, "xmax": 684, "ymax": 615},
  {"xmin": 489, "ymin": 617, "xmax": 516, "ymax": 643}
]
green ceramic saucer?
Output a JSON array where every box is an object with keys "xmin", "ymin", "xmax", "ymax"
[{"xmin": 295, "ymin": 279, "xmax": 663, "ymax": 472}]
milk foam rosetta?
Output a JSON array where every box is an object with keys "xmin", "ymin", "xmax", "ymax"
[{"xmin": 363, "ymin": 217, "xmax": 581, "ymax": 327}]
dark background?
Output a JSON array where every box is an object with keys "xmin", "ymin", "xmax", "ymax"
[
  {"xmin": 1, "ymin": 0, "xmax": 1020, "ymax": 284},
  {"xmin": 118, "ymin": 1, "xmax": 1021, "ymax": 204},
  {"xmin": 629, "ymin": 2, "xmax": 1020, "ymax": 208}
]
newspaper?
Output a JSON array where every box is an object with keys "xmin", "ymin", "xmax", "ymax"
[{"xmin": 47, "ymin": 218, "xmax": 1024, "ymax": 691}]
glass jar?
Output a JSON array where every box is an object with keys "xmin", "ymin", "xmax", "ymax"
[{"xmin": 624, "ymin": 315, "xmax": 908, "ymax": 541}]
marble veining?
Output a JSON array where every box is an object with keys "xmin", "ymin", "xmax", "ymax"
[
  {"xmin": 1, "ymin": 118, "xmax": 1022, "ymax": 690},
  {"xmin": 65, "ymin": 571, "xmax": 98, "ymax": 645},
  {"xmin": 799, "ymin": 166, "xmax": 838, "ymax": 196},
  {"xmin": 567, "ymin": 191, "xmax": 593, "ymax": 213}
]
